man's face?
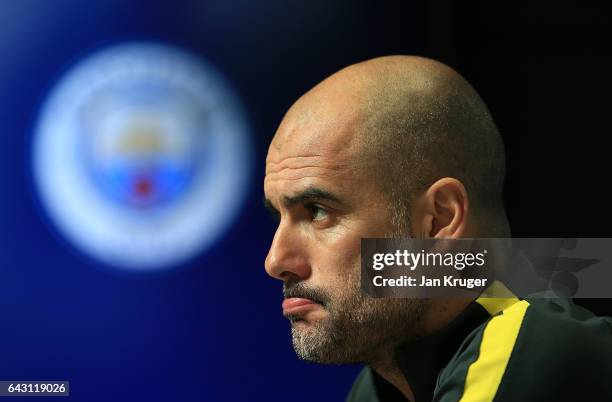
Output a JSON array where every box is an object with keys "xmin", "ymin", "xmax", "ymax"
[{"xmin": 263, "ymin": 99, "xmax": 425, "ymax": 365}]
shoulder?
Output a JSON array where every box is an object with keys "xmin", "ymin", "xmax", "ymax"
[{"xmin": 435, "ymin": 298, "xmax": 612, "ymax": 402}]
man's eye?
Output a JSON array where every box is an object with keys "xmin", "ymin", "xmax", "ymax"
[{"xmin": 307, "ymin": 204, "xmax": 328, "ymax": 221}]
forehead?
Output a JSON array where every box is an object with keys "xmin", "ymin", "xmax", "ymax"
[
  {"xmin": 264, "ymin": 99, "xmax": 367, "ymax": 200},
  {"xmin": 268, "ymin": 96, "xmax": 360, "ymax": 157}
]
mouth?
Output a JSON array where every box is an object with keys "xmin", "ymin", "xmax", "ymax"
[{"xmin": 282, "ymin": 297, "xmax": 324, "ymax": 317}]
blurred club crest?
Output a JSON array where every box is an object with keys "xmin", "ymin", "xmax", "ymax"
[{"xmin": 32, "ymin": 42, "xmax": 252, "ymax": 271}]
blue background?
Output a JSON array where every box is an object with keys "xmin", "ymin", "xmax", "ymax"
[
  {"xmin": 0, "ymin": 1, "xmax": 427, "ymax": 401},
  {"xmin": 1, "ymin": 1, "xmax": 611, "ymax": 401}
]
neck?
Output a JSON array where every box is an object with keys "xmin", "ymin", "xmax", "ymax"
[
  {"xmin": 369, "ymin": 297, "xmax": 473, "ymax": 402},
  {"xmin": 370, "ymin": 348, "xmax": 415, "ymax": 402}
]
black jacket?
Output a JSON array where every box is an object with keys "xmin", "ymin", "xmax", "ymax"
[{"xmin": 346, "ymin": 282, "xmax": 612, "ymax": 402}]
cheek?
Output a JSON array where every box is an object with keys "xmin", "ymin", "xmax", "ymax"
[
  {"xmin": 311, "ymin": 237, "xmax": 362, "ymax": 288},
  {"xmin": 308, "ymin": 218, "xmax": 375, "ymax": 286}
]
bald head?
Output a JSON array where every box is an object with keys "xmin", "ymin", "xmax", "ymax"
[{"xmin": 272, "ymin": 55, "xmax": 509, "ymax": 236}]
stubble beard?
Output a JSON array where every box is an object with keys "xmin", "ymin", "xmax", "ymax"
[{"xmin": 286, "ymin": 269, "xmax": 426, "ymax": 366}]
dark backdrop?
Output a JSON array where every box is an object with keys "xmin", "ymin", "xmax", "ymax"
[{"xmin": 0, "ymin": 1, "xmax": 609, "ymax": 401}]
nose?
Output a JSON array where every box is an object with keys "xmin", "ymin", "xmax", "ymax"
[{"xmin": 265, "ymin": 221, "xmax": 311, "ymax": 282}]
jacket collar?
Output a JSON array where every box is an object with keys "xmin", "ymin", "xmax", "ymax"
[{"xmin": 381, "ymin": 281, "xmax": 519, "ymax": 402}]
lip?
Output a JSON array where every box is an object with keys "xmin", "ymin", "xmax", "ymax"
[{"xmin": 282, "ymin": 297, "xmax": 322, "ymax": 315}]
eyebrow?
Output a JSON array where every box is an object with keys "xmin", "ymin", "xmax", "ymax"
[{"xmin": 263, "ymin": 187, "xmax": 343, "ymax": 215}]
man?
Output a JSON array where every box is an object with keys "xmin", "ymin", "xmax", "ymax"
[{"xmin": 263, "ymin": 56, "xmax": 612, "ymax": 402}]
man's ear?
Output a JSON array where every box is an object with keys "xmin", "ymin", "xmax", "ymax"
[{"xmin": 411, "ymin": 178, "xmax": 469, "ymax": 238}]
